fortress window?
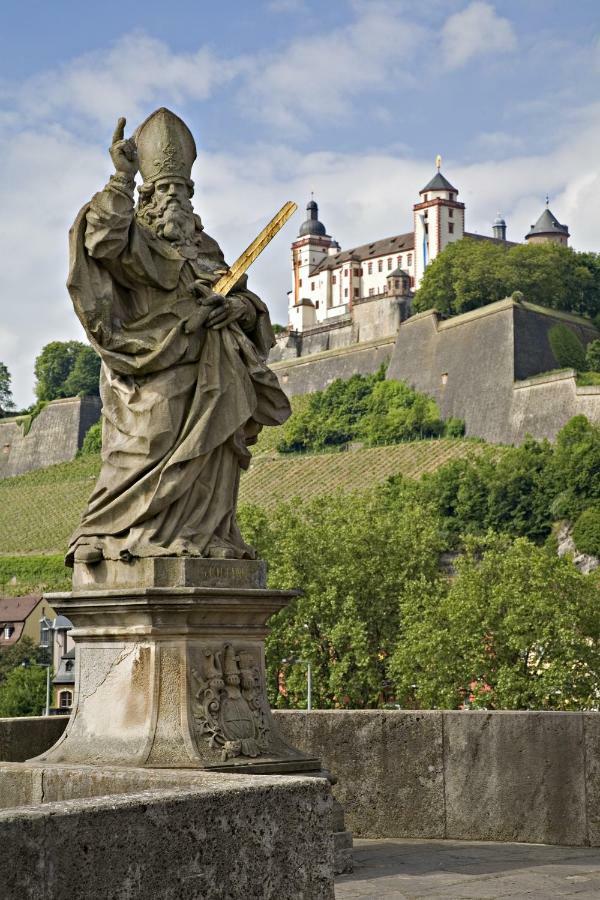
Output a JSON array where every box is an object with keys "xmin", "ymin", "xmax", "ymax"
[
  {"xmin": 407, "ymin": 254, "xmax": 413, "ymax": 266},
  {"xmin": 395, "ymin": 279, "xmax": 400, "ymax": 288},
  {"xmin": 449, "ymin": 208, "xmax": 453, "ymax": 218},
  {"xmin": 378, "ymin": 260, "xmax": 383, "ymax": 272},
  {"xmin": 387, "ymin": 258, "xmax": 392, "ymax": 270},
  {"xmin": 449, "ymin": 223, "xmax": 454, "ymax": 234},
  {"xmin": 354, "ymin": 268, "xmax": 360, "ymax": 276},
  {"xmin": 369, "ymin": 288, "xmax": 375, "ymax": 296},
  {"xmin": 354, "ymin": 288, "xmax": 359, "ymax": 297},
  {"xmin": 332, "ymin": 275, "xmax": 336, "ymax": 284},
  {"xmin": 397, "ymin": 256, "xmax": 402, "ymax": 266},
  {"xmin": 344, "ymin": 269, "xmax": 348, "ymax": 276},
  {"xmin": 424, "ymin": 224, "xmax": 429, "ymax": 235},
  {"xmin": 424, "ymin": 194, "xmax": 428, "ymax": 201},
  {"xmin": 368, "ymin": 262, "xmax": 373, "ymax": 274},
  {"xmin": 311, "ymin": 282, "xmax": 315, "ymax": 290},
  {"xmin": 3, "ymin": 626, "xmax": 14, "ymax": 640},
  {"xmin": 441, "ymin": 373, "xmax": 448, "ymax": 385},
  {"xmin": 344, "ymin": 288, "xmax": 348, "ymax": 298},
  {"xmin": 315, "ymin": 301, "xmax": 320, "ymax": 309}
]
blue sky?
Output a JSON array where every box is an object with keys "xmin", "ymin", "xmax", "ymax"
[{"xmin": 1, "ymin": 0, "xmax": 600, "ymax": 405}]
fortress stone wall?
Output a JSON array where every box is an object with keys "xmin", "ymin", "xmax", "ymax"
[
  {"xmin": 271, "ymin": 335, "xmax": 396, "ymax": 396},
  {"xmin": 271, "ymin": 298, "xmax": 599, "ymax": 445},
  {"xmin": 0, "ymin": 396, "xmax": 101, "ymax": 479},
  {"xmin": 388, "ymin": 299, "xmax": 599, "ymax": 444}
]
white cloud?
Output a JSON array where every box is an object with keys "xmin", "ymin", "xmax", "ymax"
[
  {"xmin": 238, "ymin": 5, "xmax": 425, "ymax": 133},
  {"xmin": 440, "ymin": 2, "xmax": 516, "ymax": 70},
  {"xmin": 5, "ymin": 33, "xmax": 243, "ymax": 135}
]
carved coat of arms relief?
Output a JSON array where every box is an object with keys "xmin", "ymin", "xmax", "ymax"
[{"xmin": 191, "ymin": 643, "xmax": 272, "ymax": 761}]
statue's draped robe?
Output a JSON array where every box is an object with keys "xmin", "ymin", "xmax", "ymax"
[{"xmin": 66, "ymin": 183, "xmax": 290, "ymax": 563}]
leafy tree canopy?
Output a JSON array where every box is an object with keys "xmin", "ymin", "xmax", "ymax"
[
  {"xmin": 413, "ymin": 239, "xmax": 600, "ymax": 320},
  {"xmin": 586, "ymin": 339, "xmax": 600, "ymax": 372},
  {"xmin": 34, "ymin": 341, "xmax": 100, "ymax": 402},
  {"xmin": 239, "ymin": 491, "xmax": 445, "ymax": 709},
  {"xmin": 0, "ymin": 664, "xmax": 47, "ymax": 717},
  {"xmin": 390, "ymin": 534, "xmax": 600, "ymax": 710},
  {"xmin": 0, "ymin": 361, "xmax": 15, "ymax": 417}
]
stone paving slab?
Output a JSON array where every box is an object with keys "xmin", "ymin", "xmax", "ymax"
[{"xmin": 335, "ymin": 838, "xmax": 600, "ymax": 898}]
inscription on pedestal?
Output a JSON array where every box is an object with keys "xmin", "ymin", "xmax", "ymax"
[{"xmin": 190, "ymin": 644, "xmax": 272, "ymax": 762}]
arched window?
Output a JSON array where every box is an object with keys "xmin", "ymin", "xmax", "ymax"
[{"xmin": 59, "ymin": 691, "xmax": 73, "ymax": 709}]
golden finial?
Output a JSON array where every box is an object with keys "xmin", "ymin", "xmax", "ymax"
[{"xmin": 435, "ymin": 154, "xmax": 442, "ymax": 171}]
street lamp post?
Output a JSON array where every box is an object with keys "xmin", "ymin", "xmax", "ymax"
[
  {"xmin": 282, "ymin": 657, "xmax": 312, "ymax": 711},
  {"xmin": 39, "ymin": 615, "xmax": 54, "ymax": 716}
]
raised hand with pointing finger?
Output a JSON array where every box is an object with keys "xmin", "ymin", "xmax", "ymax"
[{"xmin": 109, "ymin": 117, "xmax": 138, "ymax": 177}]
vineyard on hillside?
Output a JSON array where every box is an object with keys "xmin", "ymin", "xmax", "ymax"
[{"xmin": 0, "ymin": 439, "xmax": 483, "ymax": 556}]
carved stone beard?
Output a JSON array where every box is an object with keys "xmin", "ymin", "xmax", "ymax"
[{"xmin": 137, "ymin": 192, "xmax": 196, "ymax": 245}]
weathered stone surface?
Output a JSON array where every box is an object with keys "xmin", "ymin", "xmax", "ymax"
[
  {"xmin": 443, "ymin": 711, "xmax": 587, "ymax": 845},
  {"xmin": 0, "ymin": 771, "xmax": 334, "ymax": 899},
  {"xmin": 0, "ymin": 715, "xmax": 67, "ymax": 763},
  {"xmin": 5, "ymin": 710, "xmax": 598, "ymax": 846},
  {"xmin": 584, "ymin": 713, "xmax": 600, "ymax": 846},
  {"xmin": 72, "ymin": 556, "xmax": 267, "ymax": 591},
  {"xmin": 0, "ymin": 396, "xmax": 101, "ymax": 480},
  {"xmin": 275, "ymin": 710, "xmax": 445, "ymax": 839},
  {"xmin": 39, "ymin": 571, "xmax": 315, "ymax": 772},
  {"xmin": 271, "ymin": 337, "xmax": 396, "ymax": 397}
]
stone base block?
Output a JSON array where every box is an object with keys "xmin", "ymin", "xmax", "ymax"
[{"xmin": 37, "ymin": 559, "xmax": 320, "ymax": 772}]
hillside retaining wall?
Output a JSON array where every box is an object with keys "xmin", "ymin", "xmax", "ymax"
[
  {"xmin": 270, "ymin": 336, "xmax": 396, "ymax": 396},
  {"xmin": 4, "ymin": 709, "xmax": 599, "ymax": 846},
  {"xmin": 0, "ymin": 397, "xmax": 101, "ymax": 479}
]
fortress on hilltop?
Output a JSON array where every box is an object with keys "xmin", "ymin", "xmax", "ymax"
[
  {"xmin": 271, "ymin": 160, "xmax": 571, "ymax": 363},
  {"xmin": 268, "ymin": 162, "xmax": 600, "ymax": 444}
]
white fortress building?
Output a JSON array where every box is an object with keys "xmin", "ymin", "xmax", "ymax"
[{"xmin": 273, "ymin": 160, "xmax": 569, "ymax": 362}]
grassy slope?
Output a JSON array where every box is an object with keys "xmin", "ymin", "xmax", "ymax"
[{"xmin": 0, "ymin": 438, "xmax": 480, "ymax": 557}]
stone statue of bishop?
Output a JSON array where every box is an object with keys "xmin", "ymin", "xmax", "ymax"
[{"xmin": 66, "ymin": 108, "xmax": 291, "ymax": 565}]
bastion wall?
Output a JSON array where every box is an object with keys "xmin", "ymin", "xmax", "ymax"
[
  {"xmin": 0, "ymin": 396, "xmax": 101, "ymax": 480},
  {"xmin": 270, "ymin": 298, "xmax": 599, "ymax": 444}
]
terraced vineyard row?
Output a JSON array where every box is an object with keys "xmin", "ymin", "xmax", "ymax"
[
  {"xmin": 242, "ymin": 439, "xmax": 481, "ymax": 508},
  {"xmin": 0, "ymin": 439, "xmax": 482, "ymax": 555}
]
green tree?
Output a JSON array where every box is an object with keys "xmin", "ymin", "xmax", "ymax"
[
  {"xmin": 34, "ymin": 340, "xmax": 99, "ymax": 401},
  {"xmin": 0, "ymin": 664, "xmax": 47, "ymax": 717},
  {"xmin": 0, "ymin": 361, "xmax": 15, "ymax": 417},
  {"xmin": 0, "ymin": 636, "xmax": 48, "ymax": 683},
  {"xmin": 413, "ymin": 239, "xmax": 600, "ymax": 320},
  {"xmin": 586, "ymin": 339, "xmax": 600, "ymax": 372},
  {"xmin": 572, "ymin": 507, "xmax": 600, "ymax": 558},
  {"xmin": 550, "ymin": 416, "xmax": 600, "ymax": 519},
  {"xmin": 62, "ymin": 345, "xmax": 101, "ymax": 397},
  {"xmin": 239, "ymin": 490, "xmax": 445, "ymax": 708},
  {"xmin": 390, "ymin": 534, "xmax": 600, "ymax": 710}
]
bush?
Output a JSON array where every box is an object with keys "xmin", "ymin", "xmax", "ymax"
[
  {"xmin": 359, "ymin": 380, "xmax": 444, "ymax": 445},
  {"xmin": 572, "ymin": 507, "xmax": 600, "ymax": 557},
  {"xmin": 548, "ymin": 324, "xmax": 587, "ymax": 371},
  {"xmin": 444, "ymin": 417, "xmax": 466, "ymax": 437},
  {"xmin": 80, "ymin": 420, "xmax": 102, "ymax": 454},
  {"xmin": 276, "ymin": 369, "xmax": 453, "ymax": 453},
  {"xmin": 585, "ymin": 339, "xmax": 600, "ymax": 372},
  {"xmin": 276, "ymin": 370, "xmax": 385, "ymax": 452}
]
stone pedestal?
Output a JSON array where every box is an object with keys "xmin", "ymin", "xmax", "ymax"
[{"xmin": 36, "ymin": 558, "xmax": 319, "ymax": 772}]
